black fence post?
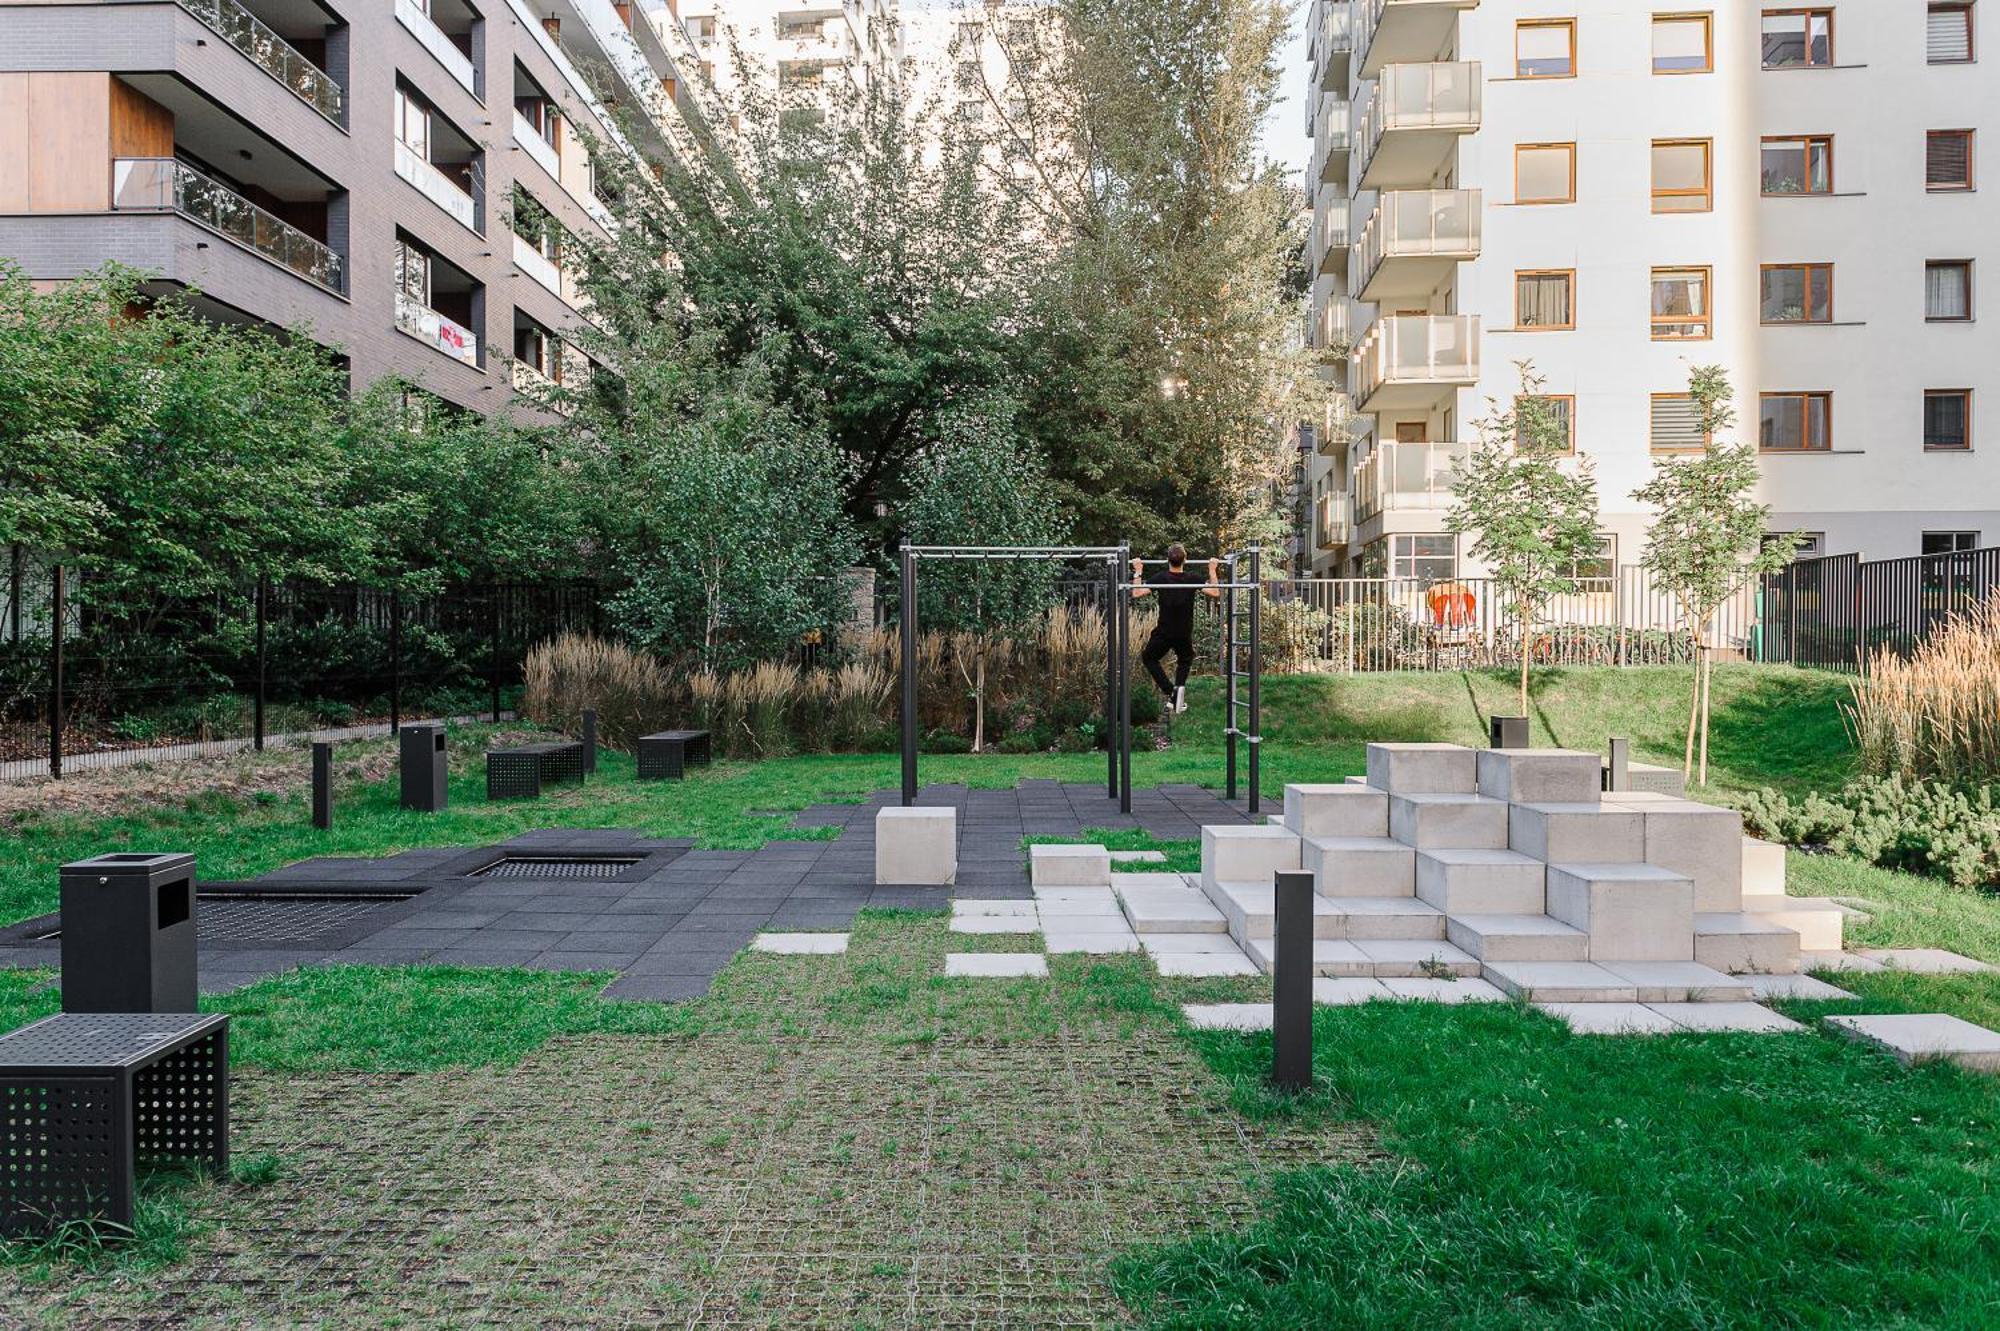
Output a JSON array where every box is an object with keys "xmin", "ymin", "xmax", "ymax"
[
  {"xmin": 311, "ymin": 741, "xmax": 333, "ymax": 829},
  {"xmin": 899, "ymin": 545, "xmax": 918, "ymax": 806},
  {"xmin": 253, "ymin": 574, "xmax": 268, "ymax": 751},
  {"xmin": 388, "ymin": 587, "xmax": 402, "ymax": 733},
  {"xmin": 488, "ymin": 585, "xmax": 502, "ymax": 723},
  {"xmin": 1104, "ymin": 550, "xmax": 1118, "ymax": 801},
  {"xmin": 49, "ymin": 564, "xmax": 64, "ymax": 781},
  {"xmin": 1224, "ymin": 555, "xmax": 1238, "ymax": 803},
  {"xmin": 1247, "ymin": 545, "xmax": 1262, "ymax": 817},
  {"xmin": 7, "ymin": 543, "xmax": 20, "ymax": 643},
  {"xmin": 1118, "ymin": 567, "xmax": 1132, "ymax": 815},
  {"xmin": 1272, "ymin": 868, "xmax": 1314, "ymax": 1091}
]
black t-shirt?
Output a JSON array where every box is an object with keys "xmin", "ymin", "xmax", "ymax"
[{"xmin": 1148, "ymin": 568, "xmax": 1204, "ymax": 640}]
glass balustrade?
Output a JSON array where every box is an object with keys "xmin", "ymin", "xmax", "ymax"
[
  {"xmin": 175, "ymin": 0, "xmax": 342, "ymax": 124},
  {"xmin": 112, "ymin": 157, "xmax": 344, "ymax": 293}
]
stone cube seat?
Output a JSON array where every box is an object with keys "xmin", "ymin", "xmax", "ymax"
[
  {"xmin": 1388, "ymin": 793, "xmax": 1511, "ymax": 850},
  {"xmin": 1476, "ymin": 748, "xmax": 1603, "ymax": 805},
  {"xmin": 1302, "ymin": 835, "xmax": 1417, "ymax": 896},
  {"xmin": 1607, "ymin": 798, "xmax": 1746, "ymax": 911},
  {"xmin": 1545, "ymin": 862, "xmax": 1695, "ymax": 962},
  {"xmin": 1030, "ymin": 843, "xmax": 1111, "ymax": 888},
  {"xmin": 1509, "ymin": 803, "xmax": 1645, "ymax": 864},
  {"xmin": 1365, "ymin": 742, "xmax": 1477, "ymax": 794},
  {"xmin": 1413, "ymin": 847, "xmax": 1547, "ymax": 914},
  {"xmin": 1200, "ymin": 824, "xmax": 1301, "ymax": 889},
  {"xmin": 876, "ymin": 806, "xmax": 956, "ymax": 885},
  {"xmin": 1444, "ymin": 912, "xmax": 1589, "ymax": 963},
  {"xmin": 1693, "ymin": 912, "xmax": 1802, "ymax": 974},
  {"xmin": 1281, "ymin": 783, "xmax": 1390, "ymax": 837}
]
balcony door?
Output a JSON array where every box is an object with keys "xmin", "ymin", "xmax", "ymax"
[{"xmin": 1395, "ymin": 422, "xmax": 1428, "ymax": 443}]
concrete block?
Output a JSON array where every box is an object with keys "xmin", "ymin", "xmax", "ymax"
[
  {"xmin": 1108, "ymin": 849, "xmax": 1167, "ymax": 864},
  {"xmin": 1282, "ymin": 783, "xmax": 1390, "ymax": 836},
  {"xmin": 1546, "ymin": 863, "xmax": 1694, "ymax": 962},
  {"xmin": 1476, "ymin": 748, "xmax": 1603, "ymax": 805},
  {"xmin": 1740, "ymin": 837, "xmax": 1788, "ymax": 900},
  {"xmin": 1380, "ymin": 976, "xmax": 1508, "ymax": 1003},
  {"xmin": 1597, "ymin": 961, "xmax": 1750, "ymax": 1003},
  {"xmin": 1141, "ymin": 932, "xmax": 1254, "ymax": 955},
  {"xmin": 1312, "ymin": 978, "xmax": 1393, "ymax": 1005},
  {"xmin": 1388, "ymin": 793, "xmax": 1511, "ymax": 850},
  {"xmin": 1627, "ymin": 762, "xmax": 1687, "ymax": 795},
  {"xmin": 1116, "ymin": 878, "xmax": 1227, "ymax": 934},
  {"xmin": 1246, "ymin": 937, "xmax": 1372, "ymax": 976},
  {"xmin": 1743, "ymin": 899, "xmax": 1845, "ymax": 951},
  {"xmin": 1742, "ymin": 973, "xmax": 1857, "ymax": 1001},
  {"xmin": 1650, "ymin": 1002, "xmax": 1805, "ymax": 1034},
  {"xmin": 1801, "ymin": 950, "xmax": 1884, "ymax": 972},
  {"xmin": 1343, "ymin": 775, "xmax": 1369, "ymax": 786},
  {"xmin": 945, "ymin": 952, "xmax": 1046, "ymax": 978},
  {"xmin": 1152, "ymin": 949, "xmax": 1261, "ymax": 978},
  {"xmin": 1485, "ymin": 961, "xmax": 1640, "ymax": 1003},
  {"xmin": 1201, "ymin": 824, "xmax": 1301, "ymax": 888},
  {"xmin": 1509, "ymin": 803, "xmax": 1645, "ymax": 865},
  {"xmin": 1201, "ymin": 880, "xmax": 1347, "ymax": 940},
  {"xmin": 1693, "ymin": 912, "xmax": 1801, "ymax": 975},
  {"xmin": 751, "ymin": 932, "xmax": 850, "ymax": 955},
  {"xmin": 876, "ymin": 806, "xmax": 957, "ymax": 885},
  {"xmin": 1632, "ymin": 800, "xmax": 1745, "ymax": 912},
  {"xmin": 1042, "ymin": 928, "xmax": 1142, "ymax": 954},
  {"xmin": 1825, "ymin": 1013, "xmax": 2000, "ymax": 1072},
  {"xmin": 1414, "ymin": 848, "xmax": 1547, "ymax": 914},
  {"xmin": 1183, "ymin": 1003, "xmax": 1271, "ymax": 1031},
  {"xmin": 1853, "ymin": 948, "xmax": 1997, "ymax": 974},
  {"xmin": 1351, "ymin": 938, "xmax": 1481, "ymax": 977},
  {"xmin": 949, "ymin": 914, "xmax": 1041, "ymax": 935},
  {"xmin": 1032, "ymin": 887, "xmax": 1123, "ymax": 918},
  {"xmin": 1533, "ymin": 1001, "xmax": 1679, "ymax": 1034},
  {"xmin": 1445, "ymin": 913, "xmax": 1589, "ymax": 963},
  {"xmin": 1321, "ymin": 896, "xmax": 1446, "ymax": 941},
  {"xmin": 1365, "ymin": 742, "xmax": 1477, "ymax": 794},
  {"xmin": 1303, "ymin": 835, "xmax": 1417, "ymax": 897},
  {"xmin": 1030, "ymin": 843, "xmax": 1111, "ymax": 887}
]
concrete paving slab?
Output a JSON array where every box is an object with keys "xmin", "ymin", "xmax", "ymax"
[
  {"xmin": 1043, "ymin": 929, "xmax": 1143, "ymax": 955},
  {"xmin": 1153, "ymin": 950, "xmax": 1261, "ymax": 977},
  {"xmin": 1380, "ymin": 976, "xmax": 1508, "ymax": 1004},
  {"xmin": 1598, "ymin": 961, "xmax": 1752, "ymax": 1003},
  {"xmin": 944, "ymin": 952, "xmax": 1049, "ymax": 978},
  {"xmin": 1182, "ymin": 1003, "xmax": 1272, "ymax": 1031},
  {"xmin": 1742, "ymin": 973, "xmax": 1857, "ymax": 1001},
  {"xmin": 1534, "ymin": 1002, "xmax": 1680, "ymax": 1035},
  {"xmin": 1649, "ymin": 1002, "xmax": 1804, "ymax": 1033},
  {"xmin": 1853, "ymin": 948, "xmax": 1996, "ymax": 974},
  {"xmin": 1484, "ymin": 960, "xmax": 1640, "ymax": 1003},
  {"xmin": 751, "ymin": 932, "xmax": 850, "ymax": 955},
  {"xmin": 1803, "ymin": 950, "xmax": 1886, "ymax": 972},
  {"xmin": 1312, "ymin": 977, "xmax": 1393, "ymax": 1005},
  {"xmin": 1826, "ymin": 1013, "xmax": 2000, "ymax": 1071}
]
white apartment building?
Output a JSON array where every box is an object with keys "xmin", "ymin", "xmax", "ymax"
[
  {"xmin": 1302, "ymin": 0, "xmax": 1998, "ymax": 580},
  {"xmin": 673, "ymin": 0, "xmax": 902, "ymax": 99}
]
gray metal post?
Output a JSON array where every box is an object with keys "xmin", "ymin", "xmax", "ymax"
[
  {"xmin": 900, "ymin": 545, "xmax": 918, "ymax": 806},
  {"xmin": 49, "ymin": 564, "xmax": 64, "ymax": 781},
  {"xmin": 1118, "ymin": 565, "xmax": 1133, "ymax": 814},
  {"xmin": 311, "ymin": 741, "xmax": 333, "ymax": 829},
  {"xmin": 1247, "ymin": 545, "xmax": 1262, "ymax": 817},
  {"xmin": 1272, "ymin": 868, "xmax": 1314, "ymax": 1090},
  {"xmin": 1607, "ymin": 737, "xmax": 1631, "ymax": 792},
  {"xmin": 254, "ymin": 574, "xmax": 268, "ymax": 752},
  {"xmin": 581, "ymin": 708, "xmax": 598, "ymax": 773}
]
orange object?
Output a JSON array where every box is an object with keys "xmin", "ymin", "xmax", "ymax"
[{"xmin": 1427, "ymin": 581, "xmax": 1476, "ymax": 628}]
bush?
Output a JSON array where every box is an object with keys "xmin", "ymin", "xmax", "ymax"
[
  {"xmin": 921, "ymin": 729, "xmax": 972, "ymax": 754},
  {"xmin": 520, "ymin": 634, "xmax": 675, "ymax": 748},
  {"xmin": 1738, "ymin": 775, "xmax": 2000, "ymax": 891},
  {"xmin": 1846, "ymin": 590, "xmax": 2000, "ymax": 785}
]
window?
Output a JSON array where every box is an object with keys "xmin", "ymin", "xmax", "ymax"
[
  {"xmin": 1652, "ymin": 139, "xmax": 1712, "ymax": 211},
  {"xmin": 1391, "ymin": 534, "xmax": 1457, "ymax": 581},
  {"xmin": 1762, "ymin": 135, "xmax": 1833, "ymax": 194},
  {"xmin": 955, "ymin": 60, "xmax": 982, "ymax": 91},
  {"xmin": 1516, "ymin": 19, "xmax": 1576, "ymax": 77},
  {"xmin": 1653, "ymin": 13, "xmax": 1712, "ymax": 72},
  {"xmin": 1928, "ymin": 130, "xmax": 1975, "ymax": 190},
  {"xmin": 1760, "ymin": 9, "xmax": 1833, "ymax": 68},
  {"xmin": 1567, "ymin": 536, "xmax": 1615, "ymax": 581},
  {"xmin": 1515, "ymin": 270, "xmax": 1575, "ymax": 329},
  {"xmin": 1515, "ymin": 395, "xmax": 1575, "ymax": 452},
  {"xmin": 1925, "ymin": 390, "xmax": 1972, "ymax": 449},
  {"xmin": 1651, "ymin": 393, "xmax": 1707, "ymax": 452},
  {"xmin": 1515, "ymin": 143, "xmax": 1576, "ymax": 203},
  {"xmin": 1761, "ymin": 263, "xmax": 1833, "ymax": 322},
  {"xmin": 1759, "ymin": 392, "xmax": 1832, "ymax": 451},
  {"xmin": 1926, "ymin": 260, "xmax": 1973, "ymax": 320},
  {"xmin": 394, "ymin": 87, "xmax": 430, "ymax": 155},
  {"xmin": 394, "ymin": 239, "xmax": 430, "ymax": 305},
  {"xmin": 1928, "ymin": 3, "xmax": 1974, "ymax": 63},
  {"xmin": 1766, "ymin": 530, "xmax": 1825, "ymax": 558},
  {"xmin": 1651, "ymin": 267, "xmax": 1711, "ymax": 339},
  {"xmin": 1923, "ymin": 531, "xmax": 1982, "ymax": 555}
]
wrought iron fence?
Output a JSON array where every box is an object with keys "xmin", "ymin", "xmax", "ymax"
[{"xmin": 1761, "ymin": 545, "xmax": 2000, "ymax": 671}]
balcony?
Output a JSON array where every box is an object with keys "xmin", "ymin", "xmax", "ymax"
[
  {"xmin": 173, "ymin": 0, "xmax": 343, "ymax": 125},
  {"xmin": 1352, "ymin": 314, "xmax": 1480, "ymax": 412},
  {"xmin": 1354, "ymin": 439, "xmax": 1470, "ymax": 522},
  {"xmin": 1318, "ymin": 393, "xmax": 1359, "ymax": 456},
  {"xmin": 1313, "ymin": 182, "xmax": 1349, "ymax": 274},
  {"xmin": 1355, "ymin": 0, "xmax": 1480, "ymax": 79},
  {"xmin": 513, "ymin": 232, "xmax": 562, "ymax": 295},
  {"xmin": 396, "ymin": 0, "xmax": 480, "ymax": 99},
  {"xmin": 394, "ymin": 138, "xmax": 479, "ymax": 231},
  {"xmin": 1314, "ymin": 1, "xmax": 1354, "ymax": 94},
  {"xmin": 777, "ymin": 28, "xmax": 853, "ymax": 66},
  {"xmin": 112, "ymin": 157, "xmax": 343, "ymax": 294},
  {"xmin": 1310, "ymin": 93, "xmax": 1351, "ymax": 185},
  {"xmin": 1317, "ymin": 493, "xmax": 1351, "ymax": 549},
  {"xmin": 1354, "ymin": 189, "xmax": 1480, "ymax": 302},
  {"xmin": 395, "ymin": 292, "xmax": 479, "ymax": 365},
  {"xmin": 1356, "ymin": 62, "xmax": 1481, "ymax": 190},
  {"xmin": 513, "ymin": 111, "xmax": 562, "ymax": 180}
]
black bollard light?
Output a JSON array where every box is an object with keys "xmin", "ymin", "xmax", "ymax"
[
  {"xmin": 311, "ymin": 741, "xmax": 333, "ymax": 830},
  {"xmin": 1272, "ymin": 869, "xmax": 1314, "ymax": 1091},
  {"xmin": 581, "ymin": 708, "xmax": 598, "ymax": 775},
  {"xmin": 1606, "ymin": 736, "xmax": 1631, "ymax": 792},
  {"xmin": 1489, "ymin": 715, "xmax": 1530, "ymax": 749}
]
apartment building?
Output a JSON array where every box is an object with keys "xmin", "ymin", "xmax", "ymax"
[
  {"xmin": 1302, "ymin": 0, "xmax": 1998, "ymax": 578},
  {"xmin": 675, "ymin": 0, "xmax": 900, "ymax": 100},
  {"xmin": 0, "ymin": 0, "xmax": 715, "ymax": 417}
]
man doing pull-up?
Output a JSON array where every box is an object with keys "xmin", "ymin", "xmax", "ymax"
[{"xmin": 1130, "ymin": 545, "xmax": 1220, "ymax": 714}]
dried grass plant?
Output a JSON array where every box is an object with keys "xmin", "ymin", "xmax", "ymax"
[{"xmin": 1847, "ymin": 590, "xmax": 2000, "ymax": 785}]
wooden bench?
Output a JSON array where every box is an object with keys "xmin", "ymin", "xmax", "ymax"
[
  {"xmin": 485, "ymin": 741, "xmax": 587, "ymax": 800},
  {"xmin": 637, "ymin": 730, "xmax": 713, "ymax": 781},
  {"xmin": 1, "ymin": 1012, "xmax": 230, "ymax": 1237}
]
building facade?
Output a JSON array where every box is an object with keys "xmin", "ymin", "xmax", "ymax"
[
  {"xmin": 0, "ymin": 0, "xmax": 715, "ymax": 417},
  {"xmin": 1302, "ymin": 0, "xmax": 1998, "ymax": 576},
  {"xmin": 675, "ymin": 0, "xmax": 900, "ymax": 100}
]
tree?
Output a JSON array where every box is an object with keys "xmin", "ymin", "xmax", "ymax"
[
  {"xmin": 1632, "ymin": 365, "xmax": 1801, "ymax": 785},
  {"xmin": 902, "ymin": 398, "xmax": 1069, "ymax": 750},
  {"xmin": 1445, "ymin": 363, "xmax": 1604, "ymax": 719}
]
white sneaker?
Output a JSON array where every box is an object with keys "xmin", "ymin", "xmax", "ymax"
[{"xmin": 1173, "ymin": 686, "xmax": 1187, "ymax": 714}]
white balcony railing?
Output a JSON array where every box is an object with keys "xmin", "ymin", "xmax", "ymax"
[
  {"xmin": 173, "ymin": 0, "xmax": 343, "ymax": 124},
  {"xmin": 395, "ymin": 292, "xmax": 479, "ymax": 365},
  {"xmin": 1355, "ymin": 0, "xmax": 1479, "ymax": 76},
  {"xmin": 1318, "ymin": 492, "xmax": 1352, "ymax": 548},
  {"xmin": 1352, "ymin": 314, "xmax": 1480, "ymax": 406},
  {"xmin": 112, "ymin": 157, "xmax": 344, "ymax": 293},
  {"xmin": 1318, "ymin": 0, "xmax": 1354, "ymax": 60},
  {"xmin": 394, "ymin": 138, "xmax": 478, "ymax": 231},
  {"xmin": 1355, "ymin": 188, "xmax": 1481, "ymax": 289},
  {"xmin": 512, "ymin": 231, "xmax": 562, "ymax": 295},
  {"xmin": 1314, "ymin": 92, "xmax": 1351, "ymax": 151},
  {"xmin": 1354, "ymin": 439, "xmax": 1471, "ymax": 521},
  {"xmin": 513, "ymin": 111, "xmax": 562, "ymax": 179},
  {"xmin": 395, "ymin": 0, "xmax": 479, "ymax": 97},
  {"xmin": 1356, "ymin": 62, "xmax": 1482, "ymax": 182}
]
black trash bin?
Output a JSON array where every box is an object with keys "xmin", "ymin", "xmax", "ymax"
[
  {"xmin": 58, "ymin": 852, "xmax": 198, "ymax": 1014},
  {"xmin": 400, "ymin": 722, "xmax": 448, "ymax": 812},
  {"xmin": 1489, "ymin": 715, "xmax": 1530, "ymax": 750}
]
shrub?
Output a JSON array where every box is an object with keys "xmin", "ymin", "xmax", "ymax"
[
  {"xmin": 921, "ymin": 729, "xmax": 972, "ymax": 754},
  {"xmin": 520, "ymin": 634, "xmax": 675, "ymax": 748},
  {"xmin": 1738, "ymin": 775, "xmax": 2000, "ymax": 892},
  {"xmin": 1846, "ymin": 590, "xmax": 2000, "ymax": 786}
]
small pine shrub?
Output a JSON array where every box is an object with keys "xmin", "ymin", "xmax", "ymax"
[{"xmin": 1738, "ymin": 775, "xmax": 2000, "ymax": 891}]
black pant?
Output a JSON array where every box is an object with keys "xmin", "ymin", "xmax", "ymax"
[{"xmin": 1142, "ymin": 630, "xmax": 1194, "ymax": 697}]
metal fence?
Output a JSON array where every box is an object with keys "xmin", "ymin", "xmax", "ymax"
[
  {"xmin": 2, "ymin": 554, "xmax": 607, "ymax": 781},
  {"xmin": 1761, "ymin": 545, "xmax": 2000, "ymax": 671}
]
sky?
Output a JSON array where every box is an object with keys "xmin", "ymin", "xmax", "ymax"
[{"xmin": 1261, "ymin": 3, "xmax": 1312, "ymax": 177}]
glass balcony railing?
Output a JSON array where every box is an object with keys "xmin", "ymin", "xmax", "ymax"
[
  {"xmin": 394, "ymin": 138, "xmax": 479, "ymax": 231},
  {"xmin": 1318, "ymin": 0, "xmax": 1354, "ymax": 60},
  {"xmin": 174, "ymin": 0, "xmax": 342, "ymax": 125},
  {"xmin": 395, "ymin": 0, "xmax": 479, "ymax": 98},
  {"xmin": 1317, "ymin": 493, "xmax": 1351, "ymax": 548},
  {"xmin": 1356, "ymin": 62, "xmax": 1482, "ymax": 180},
  {"xmin": 1354, "ymin": 440, "xmax": 1471, "ymax": 521},
  {"xmin": 1355, "ymin": 188, "xmax": 1481, "ymax": 288},
  {"xmin": 1352, "ymin": 314, "xmax": 1480, "ymax": 406},
  {"xmin": 395, "ymin": 291, "xmax": 479, "ymax": 365},
  {"xmin": 112, "ymin": 157, "xmax": 344, "ymax": 293}
]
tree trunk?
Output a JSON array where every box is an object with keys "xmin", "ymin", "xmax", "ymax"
[
  {"xmin": 973, "ymin": 641, "xmax": 988, "ymax": 754},
  {"xmin": 1682, "ymin": 622, "xmax": 1700, "ymax": 782},
  {"xmin": 1696, "ymin": 622, "xmax": 1715, "ymax": 786},
  {"xmin": 1518, "ymin": 623, "xmax": 1531, "ymax": 721}
]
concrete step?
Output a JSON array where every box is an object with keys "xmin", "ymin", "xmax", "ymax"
[
  {"xmin": 1509, "ymin": 803, "xmax": 1645, "ymax": 864},
  {"xmin": 1246, "ymin": 936, "xmax": 1480, "ymax": 978},
  {"xmin": 1200, "ymin": 824, "xmax": 1301, "ymax": 889},
  {"xmin": 1693, "ymin": 912, "xmax": 1803, "ymax": 975},
  {"xmin": 1604, "ymin": 798, "xmax": 1745, "ymax": 912},
  {"xmin": 1281, "ymin": 783, "xmax": 1389, "ymax": 837},
  {"xmin": 1483, "ymin": 960, "xmax": 1641, "ymax": 1004},
  {"xmin": 1740, "ymin": 896, "xmax": 1845, "ymax": 951},
  {"xmin": 1029, "ymin": 843, "xmax": 1111, "ymax": 887},
  {"xmin": 1596, "ymin": 961, "xmax": 1753, "ymax": 1003},
  {"xmin": 1446, "ymin": 912, "xmax": 1590, "ymax": 963},
  {"xmin": 1113, "ymin": 874, "xmax": 1227, "ymax": 934},
  {"xmin": 1476, "ymin": 748, "xmax": 1603, "ymax": 805},
  {"xmin": 1199, "ymin": 879, "xmax": 1345, "ymax": 940},
  {"xmin": 1388, "ymin": 793, "xmax": 1511, "ymax": 850},
  {"xmin": 1365, "ymin": 742, "xmax": 1477, "ymax": 795},
  {"xmin": 1413, "ymin": 847, "xmax": 1547, "ymax": 914},
  {"xmin": 1303, "ymin": 835, "xmax": 1417, "ymax": 897},
  {"xmin": 1546, "ymin": 862, "xmax": 1695, "ymax": 962},
  {"xmin": 1740, "ymin": 837, "xmax": 1787, "ymax": 899},
  {"xmin": 1321, "ymin": 896, "xmax": 1447, "ymax": 940}
]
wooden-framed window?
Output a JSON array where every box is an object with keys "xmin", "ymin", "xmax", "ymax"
[
  {"xmin": 1516, "ymin": 19, "xmax": 1577, "ymax": 77},
  {"xmin": 1515, "ymin": 142, "xmax": 1576, "ymax": 204},
  {"xmin": 1514, "ymin": 394, "xmax": 1576, "ymax": 452},
  {"xmin": 1926, "ymin": 260, "xmax": 1973, "ymax": 320},
  {"xmin": 1652, "ymin": 138, "xmax": 1712, "ymax": 211},
  {"xmin": 1925, "ymin": 389, "xmax": 1973, "ymax": 450},
  {"xmin": 1927, "ymin": 130, "xmax": 1975, "ymax": 190},
  {"xmin": 1653, "ymin": 13, "xmax": 1713, "ymax": 73},
  {"xmin": 1927, "ymin": 3, "xmax": 1975, "ymax": 63},
  {"xmin": 1515, "ymin": 269, "xmax": 1575, "ymax": 329},
  {"xmin": 1761, "ymin": 9, "xmax": 1833, "ymax": 68},
  {"xmin": 1761, "ymin": 263, "xmax": 1833, "ymax": 323},
  {"xmin": 1759, "ymin": 392, "xmax": 1832, "ymax": 451},
  {"xmin": 1650, "ymin": 393, "xmax": 1708, "ymax": 452},
  {"xmin": 1762, "ymin": 135, "xmax": 1833, "ymax": 194},
  {"xmin": 1651, "ymin": 266, "xmax": 1711, "ymax": 339}
]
